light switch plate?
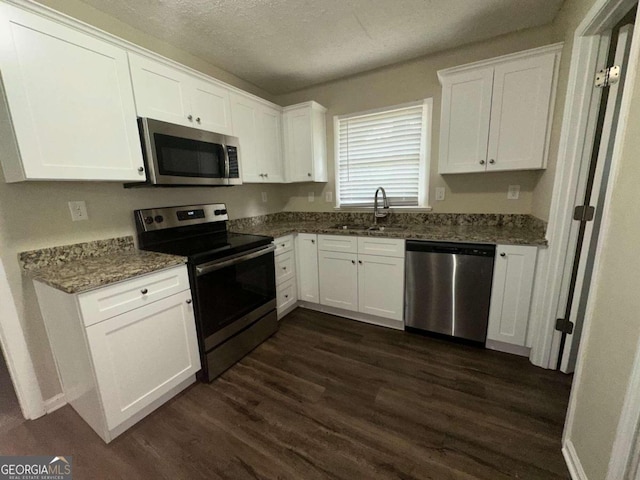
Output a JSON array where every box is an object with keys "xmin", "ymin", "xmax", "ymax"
[
  {"xmin": 68, "ymin": 201, "xmax": 88, "ymax": 221},
  {"xmin": 325, "ymin": 191, "xmax": 333, "ymax": 203},
  {"xmin": 507, "ymin": 185, "xmax": 521, "ymax": 200},
  {"xmin": 308, "ymin": 192, "xmax": 315, "ymax": 203},
  {"xmin": 435, "ymin": 187, "xmax": 445, "ymax": 201},
  {"xmin": 261, "ymin": 191, "xmax": 268, "ymax": 203}
]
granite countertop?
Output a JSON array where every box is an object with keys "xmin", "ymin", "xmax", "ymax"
[
  {"xmin": 231, "ymin": 220, "xmax": 547, "ymax": 246},
  {"xmin": 20, "ymin": 237, "xmax": 186, "ymax": 294}
]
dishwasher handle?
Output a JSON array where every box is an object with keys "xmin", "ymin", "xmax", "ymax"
[{"xmin": 406, "ymin": 240, "xmax": 495, "ymax": 257}]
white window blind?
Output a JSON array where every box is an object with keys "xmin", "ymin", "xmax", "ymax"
[{"xmin": 336, "ymin": 101, "xmax": 429, "ymax": 207}]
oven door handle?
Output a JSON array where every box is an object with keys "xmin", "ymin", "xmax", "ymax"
[{"xmin": 196, "ymin": 244, "xmax": 275, "ymax": 276}]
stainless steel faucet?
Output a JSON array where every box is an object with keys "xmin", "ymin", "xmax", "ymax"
[{"xmin": 373, "ymin": 187, "xmax": 390, "ymax": 225}]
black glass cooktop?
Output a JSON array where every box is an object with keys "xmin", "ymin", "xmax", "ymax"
[{"xmin": 142, "ymin": 232, "xmax": 273, "ymax": 264}]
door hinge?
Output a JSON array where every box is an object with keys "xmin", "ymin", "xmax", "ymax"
[
  {"xmin": 556, "ymin": 318, "xmax": 575, "ymax": 335},
  {"xmin": 595, "ymin": 65, "xmax": 621, "ymax": 88},
  {"xmin": 573, "ymin": 205, "xmax": 595, "ymax": 222}
]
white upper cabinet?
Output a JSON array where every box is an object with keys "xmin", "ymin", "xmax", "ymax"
[
  {"xmin": 438, "ymin": 44, "xmax": 562, "ymax": 174},
  {"xmin": 129, "ymin": 53, "xmax": 232, "ymax": 135},
  {"xmin": 0, "ymin": 4, "xmax": 145, "ymax": 182},
  {"xmin": 230, "ymin": 93, "xmax": 284, "ymax": 183},
  {"xmin": 283, "ymin": 101, "xmax": 328, "ymax": 183}
]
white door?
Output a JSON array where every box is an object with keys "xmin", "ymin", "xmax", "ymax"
[
  {"xmin": 230, "ymin": 95, "xmax": 262, "ymax": 182},
  {"xmin": 86, "ymin": 290, "xmax": 200, "ymax": 430},
  {"xmin": 191, "ymin": 78, "xmax": 232, "ymax": 135},
  {"xmin": 285, "ymin": 108, "xmax": 314, "ymax": 182},
  {"xmin": 438, "ymin": 68, "xmax": 494, "ymax": 173},
  {"xmin": 486, "ymin": 53, "xmax": 556, "ymax": 171},
  {"xmin": 258, "ymin": 105, "xmax": 284, "ymax": 182},
  {"xmin": 0, "ymin": 5, "xmax": 144, "ymax": 181},
  {"xmin": 296, "ymin": 234, "xmax": 319, "ymax": 303},
  {"xmin": 487, "ymin": 245, "xmax": 538, "ymax": 346},
  {"xmin": 128, "ymin": 52, "xmax": 192, "ymax": 128},
  {"xmin": 318, "ymin": 251, "xmax": 358, "ymax": 311},
  {"xmin": 560, "ymin": 24, "xmax": 635, "ymax": 373},
  {"xmin": 357, "ymin": 254, "xmax": 404, "ymax": 321}
]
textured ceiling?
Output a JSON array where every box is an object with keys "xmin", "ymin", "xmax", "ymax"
[{"xmin": 76, "ymin": 0, "xmax": 565, "ymax": 94}]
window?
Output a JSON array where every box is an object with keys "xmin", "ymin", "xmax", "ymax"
[{"xmin": 335, "ymin": 99, "xmax": 431, "ymax": 208}]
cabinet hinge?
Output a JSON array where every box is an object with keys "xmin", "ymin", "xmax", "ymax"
[
  {"xmin": 595, "ymin": 65, "xmax": 621, "ymax": 88},
  {"xmin": 573, "ymin": 205, "xmax": 595, "ymax": 222},
  {"xmin": 555, "ymin": 318, "xmax": 575, "ymax": 335}
]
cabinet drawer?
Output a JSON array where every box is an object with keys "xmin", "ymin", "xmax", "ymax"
[
  {"xmin": 357, "ymin": 237, "xmax": 405, "ymax": 258},
  {"xmin": 277, "ymin": 277, "xmax": 297, "ymax": 313},
  {"xmin": 275, "ymin": 250, "xmax": 295, "ymax": 284},
  {"xmin": 79, "ymin": 265, "xmax": 189, "ymax": 327},
  {"xmin": 318, "ymin": 235, "xmax": 358, "ymax": 253},
  {"xmin": 274, "ymin": 235, "xmax": 294, "ymax": 255}
]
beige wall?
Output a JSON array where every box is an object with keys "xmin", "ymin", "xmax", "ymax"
[{"xmin": 274, "ymin": 26, "xmax": 564, "ymax": 216}]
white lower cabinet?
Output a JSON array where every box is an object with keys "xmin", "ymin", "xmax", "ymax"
[
  {"xmin": 274, "ymin": 235, "xmax": 298, "ymax": 318},
  {"xmin": 296, "ymin": 233, "xmax": 320, "ymax": 303},
  {"xmin": 318, "ymin": 250, "xmax": 359, "ymax": 312},
  {"xmin": 316, "ymin": 235, "xmax": 405, "ymax": 327},
  {"xmin": 487, "ymin": 245, "xmax": 538, "ymax": 351},
  {"xmin": 33, "ymin": 265, "xmax": 200, "ymax": 442}
]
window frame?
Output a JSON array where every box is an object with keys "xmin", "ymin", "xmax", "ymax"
[{"xmin": 333, "ymin": 98, "xmax": 432, "ymax": 210}]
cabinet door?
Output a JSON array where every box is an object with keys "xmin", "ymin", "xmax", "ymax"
[
  {"xmin": 230, "ymin": 94, "xmax": 261, "ymax": 182},
  {"xmin": 487, "ymin": 245, "xmax": 538, "ymax": 346},
  {"xmin": 438, "ymin": 68, "xmax": 494, "ymax": 174},
  {"xmin": 296, "ymin": 234, "xmax": 319, "ymax": 303},
  {"xmin": 258, "ymin": 105, "xmax": 284, "ymax": 182},
  {"xmin": 86, "ymin": 290, "xmax": 200, "ymax": 430},
  {"xmin": 486, "ymin": 54, "xmax": 555, "ymax": 171},
  {"xmin": 357, "ymin": 254, "xmax": 405, "ymax": 321},
  {"xmin": 191, "ymin": 77, "xmax": 232, "ymax": 135},
  {"xmin": 0, "ymin": 5, "xmax": 144, "ymax": 181},
  {"xmin": 318, "ymin": 251, "xmax": 358, "ymax": 311},
  {"xmin": 128, "ymin": 53, "xmax": 192, "ymax": 128},
  {"xmin": 284, "ymin": 108, "xmax": 314, "ymax": 182}
]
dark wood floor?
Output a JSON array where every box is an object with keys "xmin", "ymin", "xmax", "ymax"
[
  {"xmin": 0, "ymin": 348, "xmax": 24, "ymax": 434},
  {"xmin": 0, "ymin": 309, "xmax": 573, "ymax": 479}
]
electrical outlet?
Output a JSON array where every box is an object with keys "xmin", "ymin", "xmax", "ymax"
[
  {"xmin": 435, "ymin": 187, "xmax": 446, "ymax": 201},
  {"xmin": 308, "ymin": 192, "xmax": 315, "ymax": 203},
  {"xmin": 325, "ymin": 191, "xmax": 333, "ymax": 203},
  {"xmin": 507, "ymin": 185, "xmax": 521, "ymax": 200},
  {"xmin": 68, "ymin": 201, "xmax": 88, "ymax": 221},
  {"xmin": 261, "ymin": 191, "xmax": 268, "ymax": 203}
]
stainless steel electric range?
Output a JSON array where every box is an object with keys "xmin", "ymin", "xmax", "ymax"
[{"xmin": 134, "ymin": 203, "xmax": 277, "ymax": 382}]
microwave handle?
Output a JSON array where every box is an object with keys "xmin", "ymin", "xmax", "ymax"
[{"xmin": 224, "ymin": 146, "xmax": 230, "ymax": 178}]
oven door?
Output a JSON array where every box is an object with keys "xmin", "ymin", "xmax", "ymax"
[
  {"xmin": 140, "ymin": 118, "xmax": 239, "ymax": 186},
  {"xmin": 194, "ymin": 245, "xmax": 276, "ymax": 351}
]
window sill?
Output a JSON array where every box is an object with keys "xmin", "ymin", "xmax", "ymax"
[{"xmin": 333, "ymin": 206, "xmax": 433, "ymax": 213}]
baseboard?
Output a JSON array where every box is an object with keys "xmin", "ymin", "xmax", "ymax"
[
  {"xmin": 485, "ymin": 339, "xmax": 531, "ymax": 357},
  {"xmin": 563, "ymin": 440, "xmax": 588, "ymax": 480},
  {"xmin": 298, "ymin": 301, "xmax": 404, "ymax": 331},
  {"xmin": 43, "ymin": 393, "xmax": 67, "ymax": 414}
]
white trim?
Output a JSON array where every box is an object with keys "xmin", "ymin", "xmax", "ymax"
[
  {"xmin": 298, "ymin": 301, "xmax": 404, "ymax": 331},
  {"xmin": 43, "ymin": 393, "xmax": 66, "ymax": 414},
  {"xmin": 564, "ymin": 440, "xmax": 589, "ymax": 480},
  {"xmin": 437, "ymin": 43, "xmax": 564, "ymax": 82},
  {"xmin": 485, "ymin": 339, "xmax": 530, "ymax": 357},
  {"xmin": 0, "ymin": 258, "xmax": 45, "ymax": 420}
]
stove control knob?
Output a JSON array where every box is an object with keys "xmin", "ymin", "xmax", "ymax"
[
  {"xmin": 154, "ymin": 215, "xmax": 164, "ymax": 223},
  {"xmin": 144, "ymin": 216, "xmax": 154, "ymax": 225},
  {"xmin": 214, "ymin": 209, "xmax": 222, "ymax": 216}
]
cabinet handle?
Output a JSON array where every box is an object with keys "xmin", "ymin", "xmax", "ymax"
[
  {"xmin": 479, "ymin": 159, "xmax": 486, "ymax": 165},
  {"xmin": 358, "ymin": 260, "xmax": 362, "ymax": 264},
  {"xmin": 285, "ymin": 295, "xmax": 289, "ymax": 299},
  {"xmin": 500, "ymin": 252, "xmax": 506, "ymax": 257},
  {"xmin": 186, "ymin": 298, "xmax": 192, "ymax": 304},
  {"xmin": 281, "ymin": 243, "xmax": 286, "ymax": 247},
  {"xmin": 265, "ymin": 173, "xmax": 268, "ymax": 178},
  {"xmin": 311, "ymin": 239, "xmax": 315, "ymax": 244},
  {"xmin": 307, "ymin": 173, "xmax": 312, "ymax": 177},
  {"xmin": 351, "ymin": 260, "xmax": 355, "ymax": 265},
  {"xmin": 187, "ymin": 114, "xmax": 193, "ymax": 121},
  {"xmin": 196, "ymin": 117, "xmax": 201, "ymax": 123},
  {"xmin": 140, "ymin": 288, "xmax": 148, "ymax": 294},
  {"xmin": 489, "ymin": 159, "xmax": 495, "ymax": 164},
  {"xmin": 138, "ymin": 166, "xmax": 144, "ymax": 173},
  {"xmin": 283, "ymin": 266, "xmax": 287, "ymax": 270}
]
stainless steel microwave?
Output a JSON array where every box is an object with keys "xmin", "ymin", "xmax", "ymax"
[{"xmin": 130, "ymin": 118, "xmax": 242, "ymax": 187}]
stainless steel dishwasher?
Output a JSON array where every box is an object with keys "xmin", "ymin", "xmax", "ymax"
[{"xmin": 405, "ymin": 241, "xmax": 495, "ymax": 343}]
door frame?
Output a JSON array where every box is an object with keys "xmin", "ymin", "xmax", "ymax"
[
  {"xmin": 529, "ymin": 0, "xmax": 640, "ymax": 477},
  {"xmin": 0, "ymin": 259, "xmax": 45, "ymax": 420}
]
